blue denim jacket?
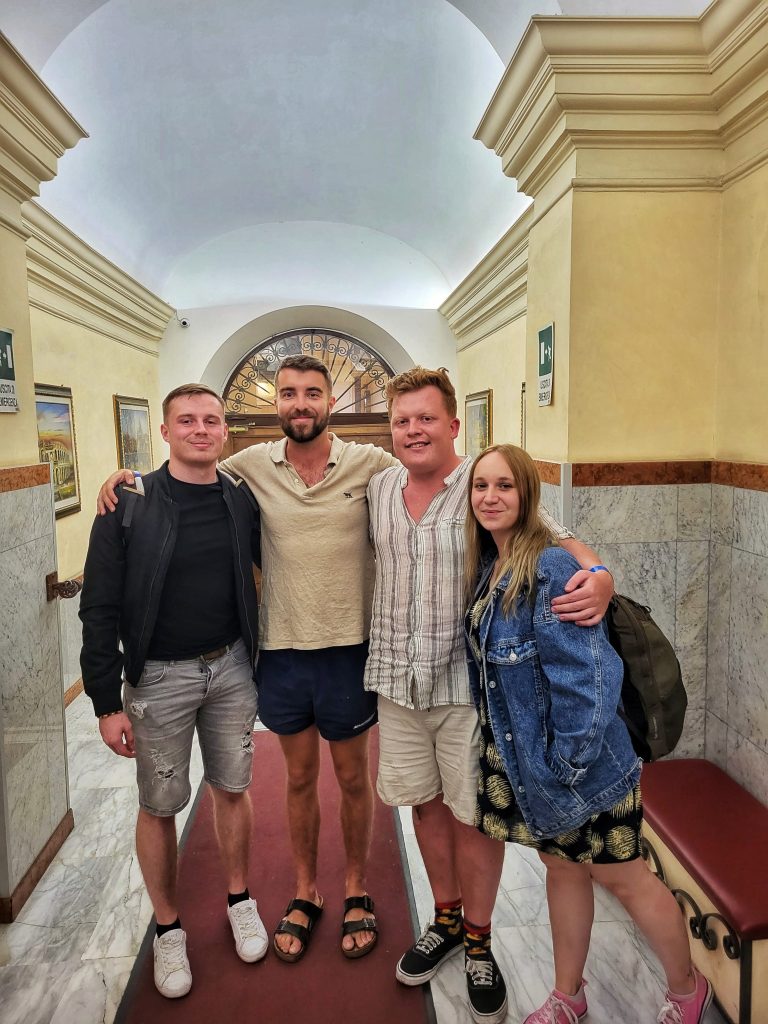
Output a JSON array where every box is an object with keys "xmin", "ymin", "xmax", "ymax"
[{"xmin": 465, "ymin": 546, "xmax": 641, "ymax": 838}]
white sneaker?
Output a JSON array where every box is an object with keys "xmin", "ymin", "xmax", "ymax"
[
  {"xmin": 228, "ymin": 898, "xmax": 269, "ymax": 962},
  {"xmin": 153, "ymin": 928, "xmax": 192, "ymax": 998}
]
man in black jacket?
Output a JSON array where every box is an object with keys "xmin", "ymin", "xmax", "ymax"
[{"xmin": 80, "ymin": 384, "xmax": 263, "ymax": 998}]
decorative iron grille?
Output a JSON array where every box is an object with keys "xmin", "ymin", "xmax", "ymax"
[{"xmin": 224, "ymin": 330, "xmax": 395, "ymax": 415}]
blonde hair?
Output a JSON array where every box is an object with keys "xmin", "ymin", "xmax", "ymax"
[
  {"xmin": 385, "ymin": 366, "xmax": 457, "ymax": 418},
  {"xmin": 464, "ymin": 444, "xmax": 558, "ymax": 615}
]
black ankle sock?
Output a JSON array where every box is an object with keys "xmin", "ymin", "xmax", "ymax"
[
  {"xmin": 156, "ymin": 917, "xmax": 181, "ymax": 937},
  {"xmin": 463, "ymin": 918, "xmax": 492, "ymax": 959},
  {"xmin": 228, "ymin": 888, "xmax": 250, "ymax": 907}
]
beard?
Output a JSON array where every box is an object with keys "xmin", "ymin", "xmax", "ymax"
[{"xmin": 278, "ymin": 408, "xmax": 331, "ymax": 443}]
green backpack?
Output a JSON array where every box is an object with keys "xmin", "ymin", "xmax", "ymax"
[{"xmin": 607, "ymin": 593, "xmax": 688, "ymax": 762}]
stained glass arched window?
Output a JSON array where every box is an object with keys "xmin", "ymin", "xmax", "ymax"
[{"xmin": 223, "ymin": 330, "xmax": 395, "ymax": 416}]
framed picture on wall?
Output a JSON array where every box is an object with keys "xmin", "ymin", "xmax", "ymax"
[
  {"xmin": 35, "ymin": 384, "xmax": 81, "ymax": 517},
  {"xmin": 464, "ymin": 389, "xmax": 493, "ymax": 458},
  {"xmin": 113, "ymin": 395, "xmax": 153, "ymax": 474}
]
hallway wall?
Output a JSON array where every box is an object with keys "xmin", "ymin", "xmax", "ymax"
[
  {"xmin": 716, "ymin": 161, "xmax": 768, "ymax": 463},
  {"xmin": 24, "ymin": 204, "xmax": 172, "ymax": 581},
  {"xmin": 157, "ymin": 298, "xmax": 458, "ymax": 425}
]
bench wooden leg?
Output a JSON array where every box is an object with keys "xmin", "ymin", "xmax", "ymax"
[{"xmin": 739, "ymin": 940, "xmax": 752, "ymax": 1024}]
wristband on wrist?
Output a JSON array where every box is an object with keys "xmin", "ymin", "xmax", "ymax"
[
  {"xmin": 588, "ymin": 564, "xmax": 611, "ymax": 574},
  {"xmin": 99, "ymin": 709, "xmax": 122, "ymax": 719}
]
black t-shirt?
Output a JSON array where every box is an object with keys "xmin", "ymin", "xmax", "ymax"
[{"xmin": 146, "ymin": 470, "xmax": 240, "ymax": 660}]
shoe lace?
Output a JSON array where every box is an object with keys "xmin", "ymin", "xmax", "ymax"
[
  {"xmin": 415, "ymin": 924, "xmax": 448, "ymax": 954},
  {"xmin": 157, "ymin": 931, "xmax": 187, "ymax": 975},
  {"xmin": 230, "ymin": 900, "xmax": 261, "ymax": 938},
  {"xmin": 657, "ymin": 1000, "xmax": 684, "ymax": 1024},
  {"xmin": 466, "ymin": 957, "xmax": 496, "ymax": 988},
  {"xmin": 541, "ymin": 996, "xmax": 580, "ymax": 1024}
]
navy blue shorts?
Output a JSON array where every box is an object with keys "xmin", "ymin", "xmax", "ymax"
[{"xmin": 256, "ymin": 642, "xmax": 378, "ymax": 742}]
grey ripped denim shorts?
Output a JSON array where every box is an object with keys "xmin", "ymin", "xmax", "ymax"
[{"xmin": 123, "ymin": 638, "xmax": 258, "ymax": 816}]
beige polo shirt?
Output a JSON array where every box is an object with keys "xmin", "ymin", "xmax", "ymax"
[{"xmin": 220, "ymin": 434, "xmax": 396, "ymax": 650}]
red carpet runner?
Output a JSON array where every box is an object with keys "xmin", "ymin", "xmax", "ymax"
[{"xmin": 116, "ymin": 728, "xmax": 433, "ymax": 1024}]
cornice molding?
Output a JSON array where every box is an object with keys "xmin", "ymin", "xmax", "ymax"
[
  {"xmin": 440, "ymin": 206, "xmax": 533, "ymax": 347},
  {"xmin": 26, "ymin": 293, "xmax": 161, "ymax": 358},
  {"xmin": 23, "ymin": 202, "xmax": 173, "ymax": 350},
  {"xmin": 0, "ymin": 34, "xmax": 86, "ymax": 213},
  {"xmin": 475, "ymin": 0, "xmax": 768, "ymax": 198}
]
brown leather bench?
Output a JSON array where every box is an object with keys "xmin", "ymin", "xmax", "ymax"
[{"xmin": 642, "ymin": 758, "xmax": 768, "ymax": 1024}]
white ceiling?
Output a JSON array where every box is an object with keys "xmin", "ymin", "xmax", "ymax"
[{"xmin": 3, "ymin": 0, "xmax": 710, "ymax": 310}]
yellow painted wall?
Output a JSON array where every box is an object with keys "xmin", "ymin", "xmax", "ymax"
[
  {"xmin": 524, "ymin": 191, "xmax": 573, "ymax": 462},
  {"xmin": 568, "ymin": 191, "xmax": 720, "ymax": 461},
  {"xmin": 716, "ymin": 162, "xmax": 768, "ymax": 463},
  {"xmin": 0, "ymin": 226, "xmax": 39, "ymax": 466},
  {"xmin": 31, "ymin": 310, "xmax": 160, "ymax": 578},
  {"xmin": 457, "ymin": 315, "xmax": 527, "ymax": 454}
]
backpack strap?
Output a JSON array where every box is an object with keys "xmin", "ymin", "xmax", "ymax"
[{"xmin": 120, "ymin": 488, "xmax": 142, "ymax": 535}]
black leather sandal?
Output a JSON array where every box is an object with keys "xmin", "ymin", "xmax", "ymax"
[
  {"xmin": 273, "ymin": 897, "xmax": 324, "ymax": 963},
  {"xmin": 341, "ymin": 894, "xmax": 378, "ymax": 959}
]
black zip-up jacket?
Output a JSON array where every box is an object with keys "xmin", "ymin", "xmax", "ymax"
[{"xmin": 79, "ymin": 463, "xmax": 261, "ymax": 716}]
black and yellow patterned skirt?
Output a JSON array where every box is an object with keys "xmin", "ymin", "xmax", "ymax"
[{"xmin": 474, "ymin": 691, "xmax": 642, "ymax": 864}]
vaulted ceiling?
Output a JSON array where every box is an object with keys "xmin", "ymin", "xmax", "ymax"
[{"xmin": 4, "ymin": 0, "xmax": 709, "ymax": 310}]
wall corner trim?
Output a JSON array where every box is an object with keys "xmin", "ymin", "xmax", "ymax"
[
  {"xmin": 474, "ymin": 0, "xmax": 768, "ymax": 198},
  {"xmin": 440, "ymin": 205, "xmax": 534, "ymax": 346}
]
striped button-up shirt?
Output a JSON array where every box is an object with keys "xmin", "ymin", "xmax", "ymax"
[{"xmin": 363, "ymin": 458, "xmax": 572, "ymax": 710}]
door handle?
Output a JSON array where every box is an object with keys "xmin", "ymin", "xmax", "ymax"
[{"xmin": 46, "ymin": 572, "xmax": 83, "ymax": 602}]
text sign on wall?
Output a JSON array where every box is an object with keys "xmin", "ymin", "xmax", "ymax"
[
  {"xmin": 0, "ymin": 329, "xmax": 18, "ymax": 412},
  {"xmin": 538, "ymin": 323, "xmax": 554, "ymax": 407}
]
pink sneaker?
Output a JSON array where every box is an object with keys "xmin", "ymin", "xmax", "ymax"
[
  {"xmin": 523, "ymin": 985, "xmax": 587, "ymax": 1024},
  {"xmin": 657, "ymin": 968, "xmax": 713, "ymax": 1024}
]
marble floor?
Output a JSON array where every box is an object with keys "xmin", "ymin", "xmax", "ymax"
[{"xmin": 0, "ymin": 693, "xmax": 726, "ymax": 1024}]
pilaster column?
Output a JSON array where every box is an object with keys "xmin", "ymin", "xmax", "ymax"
[{"xmin": 474, "ymin": 0, "xmax": 768, "ymax": 463}]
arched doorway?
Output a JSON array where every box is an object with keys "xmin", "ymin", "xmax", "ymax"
[{"xmin": 221, "ymin": 329, "xmax": 396, "ymax": 457}]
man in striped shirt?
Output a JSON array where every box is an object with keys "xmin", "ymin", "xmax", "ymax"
[{"xmin": 364, "ymin": 367, "xmax": 613, "ymax": 1024}]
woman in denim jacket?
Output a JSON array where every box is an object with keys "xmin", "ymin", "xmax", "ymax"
[{"xmin": 464, "ymin": 444, "xmax": 711, "ymax": 1024}]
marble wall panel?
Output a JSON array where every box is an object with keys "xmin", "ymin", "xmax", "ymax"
[
  {"xmin": 726, "ymin": 729, "xmax": 768, "ymax": 808},
  {"xmin": 733, "ymin": 486, "xmax": 768, "ymax": 558},
  {"xmin": 57, "ymin": 594, "xmax": 82, "ymax": 692},
  {"xmin": 5, "ymin": 746, "xmax": 51, "ymax": 895},
  {"xmin": 671, "ymin": 707, "xmax": 705, "ymax": 759},
  {"xmin": 673, "ymin": 541, "xmax": 709, "ymax": 758},
  {"xmin": 43, "ymin": 681, "xmax": 68, "ymax": 839},
  {"xmin": 677, "ymin": 484, "xmax": 711, "ymax": 542},
  {"xmin": 0, "ymin": 536, "xmax": 57, "ymax": 730},
  {"xmin": 571, "ymin": 485, "xmax": 678, "ymax": 548},
  {"xmin": 539, "ymin": 482, "xmax": 562, "ymax": 526},
  {"xmin": 727, "ymin": 547, "xmax": 768, "ymax": 756},
  {"xmin": 711, "ymin": 484, "xmax": 733, "ymax": 546},
  {"xmin": 0, "ymin": 512, "xmax": 69, "ymax": 892},
  {"xmin": 596, "ymin": 541, "xmax": 678, "ymax": 645},
  {"xmin": 0, "ymin": 485, "xmax": 53, "ymax": 557},
  {"xmin": 675, "ymin": 542, "xmax": 709, "ymax": 706},
  {"xmin": 705, "ymin": 711, "xmax": 727, "ymax": 769},
  {"xmin": 706, "ymin": 542, "xmax": 731, "ymax": 721}
]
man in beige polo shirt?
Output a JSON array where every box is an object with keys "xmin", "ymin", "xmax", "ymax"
[{"xmin": 218, "ymin": 356, "xmax": 395, "ymax": 961}]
